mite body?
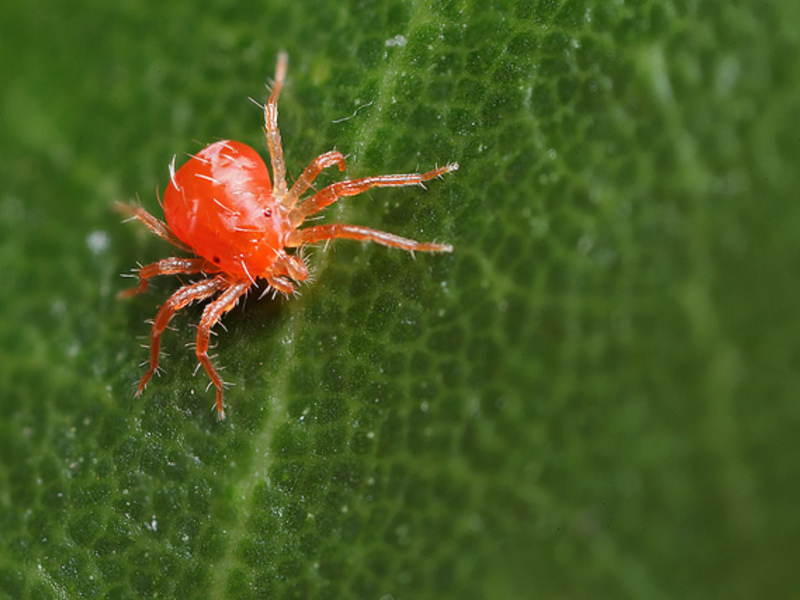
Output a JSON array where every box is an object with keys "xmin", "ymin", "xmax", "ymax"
[{"xmin": 121, "ymin": 53, "xmax": 457, "ymax": 418}]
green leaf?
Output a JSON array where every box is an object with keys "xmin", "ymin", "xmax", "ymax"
[{"xmin": 2, "ymin": 0, "xmax": 799, "ymax": 597}]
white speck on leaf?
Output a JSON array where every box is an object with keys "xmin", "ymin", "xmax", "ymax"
[
  {"xmin": 385, "ymin": 34, "xmax": 408, "ymax": 47},
  {"xmin": 86, "ymin": 230, "xmax": 110, "ymax": 255}
]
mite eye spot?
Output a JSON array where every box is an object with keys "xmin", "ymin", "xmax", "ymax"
[
  {"xmin": 212, "ymin": 256, "xmax": 221, "ymax": 264},
  {"xmin": 263, "ymin": 209, "xmax": 272, "ymax": 218}
]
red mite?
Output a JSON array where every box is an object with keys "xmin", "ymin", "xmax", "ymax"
[{"xmin": 120, "ymin": 52, "xmax": 458, "ymax": 419}]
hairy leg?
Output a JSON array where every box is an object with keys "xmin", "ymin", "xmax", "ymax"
[
  {"xmin": 118, "ymin": 257, "xmax": 217, "ymax": 298},
  {"xmin": 285, "ymin": 150, "xmax": 346, "ymax": 209},
  {"xmin": 263, "ymin": 51, "xmax": 289, "ymax": 200},
  {"xmin": 137, "ymin": 276, "xmax": 228, "ymax": 397},
  {"xmin": 195, "ymin": 280, "xmax": 251, "ymax": 419},
  {"xmin": 263, "ymin": 251, "xmax": 309, "ymax": 296},
  {"xmin": 288, "ymin": 163, "xmax": 459, "ymax": 226},
  {"xmin": 286, "ymin": 223, "xmax": 453, "ymax": 253},
  {"xmin": 116, "ymin": 203, "xmax": 193, "ymax": 252}
]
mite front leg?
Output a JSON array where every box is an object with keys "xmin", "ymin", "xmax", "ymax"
[
  {"xmin": 119, "ymin": 257, "xmax": 217, "ymax": 298},
  {"xmin": 286, "ymin": 224, "xmax": 453, "ymax": 253},
  {"xmin": 259, "ymin": 251, "xmax": 309, "ymax": 296},
  {"xmin": 289, "ymin": 163, "xmax": 459, "ymax": 226},
  {"xmin": 137, "ymin": 276, "xmax": 227, "ymax": 397},
  {"xmin": 266, "ymin": 276, "xmax": 296, "ymax": 296},
  {"xmin": 194, "ymin": 280, "xmax": 251, "ymax": 419},
  {"xmin": 264, "ymin": 51, "xmax": 289, "ymax": 199},
  {"xmin": 116, "ymin": 203, "xmax": 193, "ymax": 252},
  {"xmin": 284, "ymin": 150, "xmax": 346, "ymax": 210}
]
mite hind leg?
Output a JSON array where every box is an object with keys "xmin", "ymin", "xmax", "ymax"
[
  {"xmin": 136, "ymin": 276, "xmax": 227, "ymax": 397},
  {"xmin": 119, "ymin": 257, "xmax": 217, "ymax": 298},
  {"xmin": 116, "ymin": 203, "xmax": 193, "ymax": 252},
  {"xmin": 194, "ymin": 280, "xmax": 251, "ymax": 419}
]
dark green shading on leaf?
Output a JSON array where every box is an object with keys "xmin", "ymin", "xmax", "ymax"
[{"xmin": 1, "ymin": 0, "xmax": 800, "ymax": 598}]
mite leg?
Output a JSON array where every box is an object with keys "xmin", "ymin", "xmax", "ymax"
[
  {"xmin": 118, "ymin": 257, "xmax": 217, "ymax": 298},
  {"xmin": 286, "ymin": 224, "xmax": 453, "ymax": 253},
  {"xmin": 265, "ymin": 251, "xmax": 309, "ymax": 295},
  {"xmin": 284, "ymin": 150, "xmax": 346, "ymax": 209},
  {"xmin": 266, "ymin": 275, "xmax": 296, "ymax": 296},
  {"xmin": 116, "ymin": 203, "xmax": 193, "ymax": 252},
  {"xmin": 137, "ymin": 276, "xmax": 227, "ymax": 397},
  {"xmin": 263, "ymin": 51, "xmax": 289, "ymax": 199},
  {"xmin": 195, "ymin": 280, "xmax": 251, "ymax": 419},
  {"xmin": 288, "ymin": 163, "xmax": 459, "ymax": 227}
]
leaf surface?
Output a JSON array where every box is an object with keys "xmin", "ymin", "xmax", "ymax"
[{"xmin": 1, "ymin": 1, "xmax": 799, "ymax": 598}]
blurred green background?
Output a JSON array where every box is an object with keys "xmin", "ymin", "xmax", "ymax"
[{"xmin": 2, "ymin": 0, "xmax": 799, "ymax": 598}]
